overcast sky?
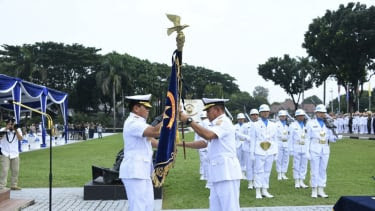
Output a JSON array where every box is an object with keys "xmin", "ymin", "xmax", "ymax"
[{"xmin": 1, "ymin": 0, "xmax": 374, "ymax": 105}]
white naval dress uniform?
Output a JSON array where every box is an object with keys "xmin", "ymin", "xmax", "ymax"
[
  {"xmin": 251, "ymin": 118, "xmax": 278, "ymax": 189},
  {"xmin": 306, "ymin": 118, "xmax": 337, "ymax": 189},
  {"xmin": 206, "ymin": 114, "xmax": 242, "ymax": 211},
  {"xmin": 119, "ymin": 112, "xmax": 154, "ymax": 211},
  {"xmin": 235, "ymin": 122, "xmax": 247, "ymax": 172},
  {"xmin": 195, "ymin": 119, "xmax": 210, "ymax": 180},
  {"xmin": 289, "ymin": 121, "xmax": 310, "ymax": 181},
  {"xmin": 275, "ymin": 120, "xmax": 290, "ymax": 175}
]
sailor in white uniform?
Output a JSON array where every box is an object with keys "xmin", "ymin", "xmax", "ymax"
[
  {"xmin": 119, "ymin": 94, "xmax": 162, "ymax": 211},
  {"xmin": 180, "ymin": 98, "xmax": 242, "ymax": 211},
  {"xmin": 275, "ymin": 110, "xmax": 291, "ymax": 181},
  {"xmin": 289, "ymin": 109, "xmax": 310, "ymax": 189},
  {"xmin": 250, "ymin": 104, "xmax": 278, "ymax": 199},
  {"xmin": 306, "ymin": 104, "xmax": 337, "ymax": 198},
  {"xmin": 234, "ymin": 113, "xmax": 247, "ymax": 178},
  {"xmin": 239, "ymin": 108, "xmax": 259, "ymax": 189}
]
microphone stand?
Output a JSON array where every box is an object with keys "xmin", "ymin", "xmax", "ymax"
[{"xmin": 8, "ymin": 100, "xmax": 54, "ymax": 211}]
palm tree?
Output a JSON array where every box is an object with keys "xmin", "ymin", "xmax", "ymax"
[{"xmin": 96, "ymin": 52, "xmax": 126, "ymax": 132}]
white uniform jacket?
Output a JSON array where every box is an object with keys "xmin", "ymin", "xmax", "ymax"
[
  {"xmin": 234, "ymin": 123, "xmax": 247, "ymax": 148},
  {"xmin": 306, "ymin": 118, "xmax": 336, "ymax": 155},
  {"xmin": 235, "ymin": 122, "xmax": 253, "ymax": 152},
  {"xmin": 0, "ymin": 128, "xmax": 22, "ymax": 159},
  {"xmin": 288, "ymin": 121, "xmax": 310, "ymax": 154},
  {"xmin": 119, "ymin": 112, "xmax": 153, "ymax": 179},
  {"xmin": 250, "ymin": 119, "xmax": 278, "ymax": 156},
  {"xmin": 206, "ymin": 114, "xmax": 242, "ymax": 183},
  {"xmin": 276, "ymin": 121, "xmax": 291, "ymax": 149}
]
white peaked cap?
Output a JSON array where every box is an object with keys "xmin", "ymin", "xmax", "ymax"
[{"xmin": 202, "ymin": 98, "xmax": 229, "ymax": 111}]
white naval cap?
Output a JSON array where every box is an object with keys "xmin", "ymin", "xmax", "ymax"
[
  {"xmin": 250, "ymin": 108, "xmax": 259, "ymax": 115},
  {"xmin": 315, "ymin": 104, "xmax": 327, "ymax": 113},
  {"xmin": 259, "ymin": 104, "xmax": 270, "ymax": 112},
  {"xmin": 295, "ymin": 109, "xmax": 306, "ymax": 116},
  {"xmin": 278, "ymin": 110, "xmax": 288, "ymax": 117},
  {"xmin": 236, "ymin": 113, "xmax": 245, "ymax": 119},
  {"xmin": 202, "ymin": 98, "xmax": 229, "ymax": 111},
  {"xmin": 125, "ymin": 94, "xmax": 152, "ymax": 108}
]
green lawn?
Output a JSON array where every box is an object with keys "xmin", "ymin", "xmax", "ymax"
[{"xmin": 11, "ymin": 133, "xmax": 375, "ymax": 208}]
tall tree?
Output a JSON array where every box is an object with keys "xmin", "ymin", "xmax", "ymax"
[
  {"xmin": 0, "ymin": 42, "xmax": 101, "ymax": 94},
  {"xmin": 303, "ymin": 2, "xmax": 375, "ymax": 113},
  {"xmin": 96, "ymin": 52, "xmax": 127, "ymax": 131},
  {"xmin": 258, "ymin": 55, "xmax": 315, "ymax": 111}
]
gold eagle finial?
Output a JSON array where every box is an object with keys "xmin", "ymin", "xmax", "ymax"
[{"xmin": 166, "ymin": 14, "xmax": 189, "ymax": 36}]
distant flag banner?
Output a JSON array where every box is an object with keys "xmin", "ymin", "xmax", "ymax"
[{"xmin": 152, "ymin": 50, "xmax": 179, "ymax": 187}]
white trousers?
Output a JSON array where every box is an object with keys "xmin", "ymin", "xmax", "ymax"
[
  {"xmin": 242, "ymin": 151, "xmax": 254, "ymax": 180},
  {"xmin": 293, "ymin": 152, "xmax": 308, "ymax": 180},
  {"xmin": 254, "ymin": 154, "xmax": 274, "ymax": 188},
  {"xmin": 276, "ymin": 146, "xmax": 289, "ymax": 173},
  {"xmin": 122, "ymin": 178, "xmax": 154, "ymax": 211},
  {"xmin": 199, "ymin": 150, "xmax": 209, "ymax": 178},
  {"xmin": 209, "ymin": 180, "xmax": 240, "ymax": 211},
  {"xmin": 236, "ymin": 146, "xmax": 245, "ymax": 171},
  {"xmin": 310, "ymin": 151, "xmax": 329, "ymax": 187}
]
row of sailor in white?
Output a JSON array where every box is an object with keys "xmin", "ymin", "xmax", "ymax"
[
  {"xmin": 119, "ymin": 94, "xmax": 154, "ymax": 211},
  {"xmin": 201, "ymin": 98, "xmax": 242, "ymax": 211},
  {"xmin": 250, "ymin": 104, "xmax": 278, "ymax": 199},
  {"xmin": 275, "ymin": 110, "xmax": 291, "ymax": 180},
  {"xmin": 288, "ymin": 109, "xmax": 310, "ymax": 188},
  {"xmin": 306, "ymin": 104, "xmax": 337, "ymax": 198}
]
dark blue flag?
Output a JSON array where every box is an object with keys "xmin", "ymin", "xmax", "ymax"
[{"xmin": 152, "ymin": 50, "xmax": 179, "ymax": 187}]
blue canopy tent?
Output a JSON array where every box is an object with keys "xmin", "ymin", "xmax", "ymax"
[{"xmin": 0, "ymin": 74, "xmax": 68, "ymax": 147}]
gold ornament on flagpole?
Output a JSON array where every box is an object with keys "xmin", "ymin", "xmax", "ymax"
[{"xmin": 166, "ymin": 14, "xmax": 189, "ymax": 51}]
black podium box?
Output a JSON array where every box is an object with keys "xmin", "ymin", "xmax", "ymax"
[
  {"xmin": 334, "ymin": 196, "xmax": 375, "ymax": 211},
  {"xmin": 83, "ymin": 177, "xmax": 162, "ymax": 200}
]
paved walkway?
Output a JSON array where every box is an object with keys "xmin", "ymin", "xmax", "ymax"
[{"xmin": 10, "ymin": 187, "xmax": 332, "ymax": 211}]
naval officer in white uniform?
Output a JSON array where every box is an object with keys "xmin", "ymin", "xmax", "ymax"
[
  {"xmin": 119, "ymin": 94, "xmax": 162, "ymax": 211},
  {"xmin": 180, "ymin": 98, "xmax": 242, "ymax": 211}
]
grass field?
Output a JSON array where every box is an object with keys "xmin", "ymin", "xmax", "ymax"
[{"xmin": 10, "ymin": 133, "xmax": 375, "ymax": 208}]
